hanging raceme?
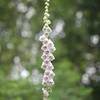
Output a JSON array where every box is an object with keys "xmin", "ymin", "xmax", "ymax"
[{"xmin": 39, "ymin": 0, "xmax": 56, "ymax": 100}]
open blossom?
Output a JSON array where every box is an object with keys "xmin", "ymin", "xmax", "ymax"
[
  {"xmin": 41, "ymin": 61, "xmax": 54, "ymax": 70},
  {"xmin": 41, "ymin": 53, "xmax": 55, "ymax": 61},
  {"xmin": 42, "ymin": 74, "xmax": 54, "ymax": 86},
  {"xmin": 40, "ymin": 37, "xmax": 56, "ymax": 53},
  {"xmin": 48, "ymin": 53, "xmax": 55, "ymax": 61},
  {"xmin": 39, "ymin": 34, "xmax": 47, "ymax": 42},
  {"xmin": 44, "ymin": 70, "xmax": 55, "ymax": 78}
]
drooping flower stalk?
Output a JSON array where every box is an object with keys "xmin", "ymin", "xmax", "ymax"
[{"xmin": 39, "ymin": 0, "xmax": 56, "ymax": 100}]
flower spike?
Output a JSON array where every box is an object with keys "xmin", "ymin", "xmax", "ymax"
[{"xmin": 39, "ymin": 0, "xmax": 56, "ymax": 100}]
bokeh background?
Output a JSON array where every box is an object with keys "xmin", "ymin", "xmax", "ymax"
[{"xmin": 0, "ymin": 0, "xmax": 100, "ymax": 100}]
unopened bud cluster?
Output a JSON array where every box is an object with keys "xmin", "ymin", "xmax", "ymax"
[
  {"xmin": 39, "ymin": 0, "xmax": 56, "ymax": 99},
  {"xmin": 42, "ymin": 0, "xmax": 52, "ymax": 36}
]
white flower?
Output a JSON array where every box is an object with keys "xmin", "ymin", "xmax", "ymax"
[
  {"xmin": 42, "ymin": 88, "xmax": 49, "ymax": 97},
  {"xmin": 39, "ymin": 35, "xmax": 47, "ymax": 42},
  {"xmin": 42, "ymin": 26, "xmax": 52, "ymax": 34}
]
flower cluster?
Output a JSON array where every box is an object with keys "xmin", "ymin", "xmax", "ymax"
[{"xmin": 39, "ymin": 34, "xmax": 56, "ymax": 98}]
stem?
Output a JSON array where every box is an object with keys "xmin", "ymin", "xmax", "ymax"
[{"xmin": 43, "ymin": 96, "xmax": 48, "ymax": 100}]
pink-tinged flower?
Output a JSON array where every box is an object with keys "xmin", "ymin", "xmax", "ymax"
[
  {"xmin": 49, "ymin": 53, "xmax": 55, "ymax": 61},
  {"xmin": 41, "ymin": 62, "xmax": 54, "ymax": 70},
  {"xmin": 46, "ymin": 62, "xmax": 54, "ymax": 70},
  {"xmin": 42, "ymin": 75, "xmax": 49, "ymax": 85},
  {"xmin": 41, "ymin": 45, "xmax": 48, "ymax": 51},
  {"xmin": 46, "ymin": 39, "xmax": 56, "ymax": 52},
  {"xmin": 43, "ymin": 39, "xmax": 49, "ymax": 44},
  {"xmin": 48, "ymin": 39, "xmax": 54, "ymax": 47},
  {"xmin": 42, "ymin": 52, "xmax": 55, "ymax": 61},
  {"xmin": 43, "ymin": 76, "xmax": 49, "ymax": 81},
  {"xmin": 42, "ymin": 74, "xmax": 55, "ymax": 85},
  {"xmin": 42, "ymin": 75, "xmax": 55, "ymax": 86},
  {"xmin": 47, "ymin": 79, "xmax": 55, "ymax": 86},
  {"xmin": 44, "ymin": 60, "xmax": 49, "ymax": 64},
  {"xmin": 41, "ymin": 54, "xmax": 47, "ymax": 60},
  {"xmin": 41, "ymin": 62, "xmax": 47, "ymax": 70},
  {"xmin": 44, "ymin": 70, "xmax": 55, "ymax": 78},
  {"xmin": 44, "ymin": 50, "xmax": 50, "ymax": 55},
  {"xmin": 49, "ymin": 46, "xmax": 56, "ymax": 53}
]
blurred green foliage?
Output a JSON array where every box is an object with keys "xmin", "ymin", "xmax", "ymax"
[{"xmin": 0, "ymin": 0, "xmax": 100, "ymax": 100}]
